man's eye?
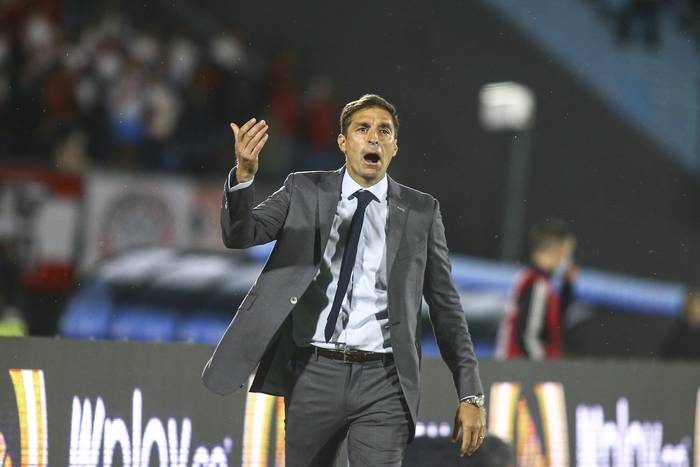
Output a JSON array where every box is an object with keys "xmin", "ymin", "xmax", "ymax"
[
  {"xmin": 381, "ymin": 128, "xmax": 391, "ymax": 135},
  {"xmin": 358, "ymin": 127, "xmax": 367, "ymax": 133}
]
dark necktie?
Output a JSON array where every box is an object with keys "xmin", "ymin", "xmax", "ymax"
[{"xmin": 324, "ymin": 190, "xmax": 377, "ymax": 342}]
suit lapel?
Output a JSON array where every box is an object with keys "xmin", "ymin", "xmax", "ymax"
[
  {"xmin": 317, "ymin": 167, "xmax": 344, "ymax": 262},
  {"xmin": 386, "ymin": 176, "xmax": 409, "ymax": 281}
]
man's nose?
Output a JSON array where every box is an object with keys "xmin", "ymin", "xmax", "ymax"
[{"xmin": 367, "ymin": 128, "xmax": 379, "ymax": 143}]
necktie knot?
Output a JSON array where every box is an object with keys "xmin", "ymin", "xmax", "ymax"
[{"xmin": 352, "ymin": 190, "xmax": 377, "ymax": 210}]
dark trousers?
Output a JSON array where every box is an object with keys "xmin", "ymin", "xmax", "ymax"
[{"xmin": 284, "ymin": 348, "xmax": 411, "ymax": 467}]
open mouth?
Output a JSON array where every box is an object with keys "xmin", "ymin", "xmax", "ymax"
[{"xmin": 363, "ymin": 153, "xmax": 380, "ymax": 165}]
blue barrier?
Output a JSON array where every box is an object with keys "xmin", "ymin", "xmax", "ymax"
[
  {"xmin": 110, "ymin": 308, "xmax": 178, "ymax": 342},
  {"xmin": 60, "ymin": 249, "xmax": 686, "ymax": 343}
]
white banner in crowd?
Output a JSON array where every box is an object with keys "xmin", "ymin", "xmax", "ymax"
[
  {"xmin": 0, "ymin": 167, "xmax": 81, "ymax": 288},
  {"xmin": 82, "ymin": 172, "xmax": 225, "ymax": 269},
  {"xmin": 191, "ymin": 183, "xmax": 227, "ymax": 251}
]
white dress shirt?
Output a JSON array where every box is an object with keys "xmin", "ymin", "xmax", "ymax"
[{"xmin": 227, "ymin": 168, "xmax": 391, "ymax": 353}]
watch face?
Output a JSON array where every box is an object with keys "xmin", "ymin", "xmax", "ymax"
[{"xmin": 471, "ymin": 395, "xmax": 485, "ymax": 407}]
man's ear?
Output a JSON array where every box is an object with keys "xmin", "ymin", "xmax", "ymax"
[
  {"xmin": 337, "ymin": 133, "xmax": 346, "ymax": 153},
  {"xmin": 393, "ymin": 140, "xmax": 398, "ymax": 157}
]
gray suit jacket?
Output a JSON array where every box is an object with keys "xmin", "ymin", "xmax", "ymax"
[{"xmin": 202, "ymin": 167, "xmax": 482, "ymax": 431}]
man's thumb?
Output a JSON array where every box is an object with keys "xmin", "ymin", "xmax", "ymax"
[{"xmin": 230, "ymin": 123, "xmax": 239, "ymax": 138}]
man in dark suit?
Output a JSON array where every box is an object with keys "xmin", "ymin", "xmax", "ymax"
[{"xmin": 202, "ymin": 94, "xmax": 485, "ymax": 466}]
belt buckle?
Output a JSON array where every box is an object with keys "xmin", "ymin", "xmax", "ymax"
[{"xmin": 342, "ymin": 347, "xmax": 352, "ymax": 364}]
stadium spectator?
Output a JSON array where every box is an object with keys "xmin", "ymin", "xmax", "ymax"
[
  {"xmin": 676, "ymin": 0, "xmax": 700, "ymax": 47},
  {"xmin": 0, "ymin": 241, "xmax": 20, "ymax": 314},
  {"xmin": 660, "ymin": 287, "xmax": 700, "ymax": 359},
  {"xmin": 0, "ymin": 212, "xmax": 26, "ymax": 336},
  {"xmin": 303, "ymin": 75, "xmax": 339, "ymax": 170},
  {"xmin": 495, "ymin": 219, "xmax": 576, "ymax": 360},
  {"xmin": 263, "ymin": 49, "xmax": 303, "ymax": 177},
  {"xmin": 0, "ymin": 10, "xmax": 331, "ymax": 179},
  {"xmin": 617, "ymin": 0, "xmax": 663, "ymax": 47}
]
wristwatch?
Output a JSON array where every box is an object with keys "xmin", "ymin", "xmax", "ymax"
[{"xmin": 461, "ymin": 394, "xmax": 485, "ymax": 409}]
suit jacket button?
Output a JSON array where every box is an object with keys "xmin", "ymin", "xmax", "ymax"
[{"xmin": 290, "ymin": 296, "xmax": 298, "ymax": 304}]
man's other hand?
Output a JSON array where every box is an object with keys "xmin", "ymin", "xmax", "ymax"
[
  {"xmin": 230, "ymin": 118, "xmax": 269, "ymax": 183},
  {"xmin": 451, "ymin": 402, "xmax": 486, "ymax": 457}
]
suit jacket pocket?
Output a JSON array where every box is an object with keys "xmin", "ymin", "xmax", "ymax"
[{"xmin": 238, "ymin": 292, "xmax": 258, "ymax": 312}]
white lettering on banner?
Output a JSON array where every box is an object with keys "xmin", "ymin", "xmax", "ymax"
[
  {"xmin": 70, "ymin": 394, "xmax": 105, "ymax": 465},
  {"xmin": 191, "ymin": 446, "xmax": 228, "ymax": 467},
  {"xmin": 576, "ymin": 398, "xmax": 690, "ymax": 467},
  {"xmin": 68, "ymin": 388, "xmax": 230, "ymax": 467},
  {"xmin": 104, "ymin": 418, "xmax": 132, "ymax": 465}
]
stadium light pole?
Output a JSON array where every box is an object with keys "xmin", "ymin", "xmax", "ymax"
[{"xmin": 479, "ymin": 82, "xmax": 535, "ymax": 262}]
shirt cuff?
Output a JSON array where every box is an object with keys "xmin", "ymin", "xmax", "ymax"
[{"xmin": 227, "ymin": 168, "xmax": 254, "ymax": 192}]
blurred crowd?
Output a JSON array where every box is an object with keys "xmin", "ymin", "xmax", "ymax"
[
  {"xmin": 585, "ymin": 0, "xmax": 700, "ymax": 48},
  {"xmin": 1, "ymin": 1, "xmax": 699, "ymax": 363},
  {"xmin": 0, "ymin": 0, "xmax": 340, "ymax": 178}
]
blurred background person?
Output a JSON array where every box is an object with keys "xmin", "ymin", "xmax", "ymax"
[
  {"xmin": 617, "ymin": 0, "xmax": 664, "ymax": 47},
  {"xmin": 0, "ymin": 237, "xmax": 27, "ymax": 337},
  {"xmin": 495, "ymin": 219, "xmax": 576, "ymax": 360},
  {"xmin": 0, "ymin": 186, "xmax": 27, "ymax": 337},
  {"xmin": 660, "ymin": 287, "xmax": 700, "ymax": 359},
  {"xmin": 552, "ymin": 230, "xmax": 578, "ymax": 312},
  {"xmin": 302, "ymin": 74, "xmax": 338, "ymax": 171}
]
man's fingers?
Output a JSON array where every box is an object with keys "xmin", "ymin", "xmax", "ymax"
[
  {"xmin": 240, "ymin": 118, "xmax": 257, "ymax": 135},
  {"xmin": 460, "ymin": 427, "xmax": 471, "ymax": 456},
  {"xmin": 230, "ymin": 117, "xmax": 256, "ymax": 142},
  {"xmin": 451, "ymin": 415, "xmax": 461, "ymax": 443},
  {"xmin": 476, "ymin": 426, "xmax": 486, "ymax": 451},
  {"xmin": 251, "ymin": 134, "xmax": 269, "ymax": 158},
  {"xmin": 245, "ymin": 121, "xmax": 268, "ymax": 152},
  {"xmin": 468, "ymin": 427, "xmax": 480, "ymax": 455},
  {"xmin": 242, "ymin": 120, "xmax": 267, "ymax": 147}
]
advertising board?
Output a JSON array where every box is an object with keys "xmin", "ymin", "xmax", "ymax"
[{"xmin": 0, "ymin": 338, "xmax": 697, "ymax": 466}]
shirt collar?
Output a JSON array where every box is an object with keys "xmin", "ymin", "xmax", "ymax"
[{"xmin": 341, "ymin": 170, "xmax": 388, "ymax": 202}]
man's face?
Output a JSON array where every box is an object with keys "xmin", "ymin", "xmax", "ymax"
[
  {"xmin": 338, "ymin": 106, "xmax": 398, "ymax": 187},
  {"xmin": 533, "ymin": 241, "xmax": 566, "ymax": 273}
]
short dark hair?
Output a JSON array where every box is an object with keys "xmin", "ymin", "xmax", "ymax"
[
  {"xmin": 339, "ymin": 94, "xmax": 399, "ymax": 137},
  {"xmin": 528, "ymin": 218, "xmax": 572, "ymax": 254}
]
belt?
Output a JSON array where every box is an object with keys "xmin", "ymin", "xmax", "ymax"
[{"xmin": 310, "ymin": 346, "xmax": 394, "ymax": 364}]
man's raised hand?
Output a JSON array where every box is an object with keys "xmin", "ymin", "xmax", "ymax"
[{"xmin": 230, "ymin": 118, "xmax": 269, "ymax": 183}]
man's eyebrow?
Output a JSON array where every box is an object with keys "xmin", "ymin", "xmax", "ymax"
[{"xmin": 354, "ymin": 120, "xmax": 393, "ymax": 130}]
